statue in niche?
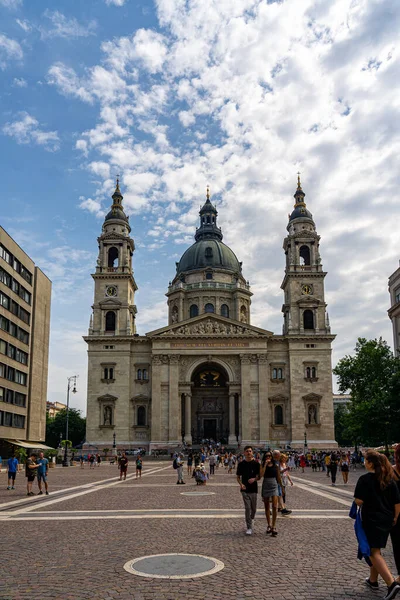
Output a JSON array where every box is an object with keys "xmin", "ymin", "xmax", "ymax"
[
  {"xmin": 308, "ymin": 404, "xmax": 317, "ymax": 424},
  {"xmin": 104, "ymin": 406, "xmax": 112, "ymax": 426},
  {"xmin": 171, "ymin": 311, "xmax": 178, "ymax": 323}
]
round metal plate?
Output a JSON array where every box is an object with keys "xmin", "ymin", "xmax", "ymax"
[{"xmin": 123, "ymin": 553, "xmax": 224, "ymax": 579}]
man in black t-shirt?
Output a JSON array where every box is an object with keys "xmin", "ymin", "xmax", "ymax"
[{"xmin": 236, "ymin": 446, "xmax": 260, "ymax": 535}]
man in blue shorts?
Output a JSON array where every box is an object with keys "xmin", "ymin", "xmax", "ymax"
[
  {"xmin": 7, "ymin": 455, "xmax": 19, "ymax": 490},
  {"xmin": 37, "ymin": 451, "xmax": 49, "ymax": 495}
]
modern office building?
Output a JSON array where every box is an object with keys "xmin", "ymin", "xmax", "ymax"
[
  {"xmin": 0, "ymin": 227, "xmax": 51, "ymax": 450},
  {"xmin": 388, "ymin": 261, "xmax": 400, "ymax": 357}
]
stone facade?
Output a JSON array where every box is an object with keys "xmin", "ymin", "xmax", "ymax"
[
  {"xmin": 388, "ymin": 261, "xmax": 400, "ymax": 357},
  {"xmin": 84, "ymin": 180, "xmax": 337, "ymax": 451}
]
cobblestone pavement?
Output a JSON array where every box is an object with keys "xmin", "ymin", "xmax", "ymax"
[{"xmin": 0, "ymin": 463, "xmax": 397, "ymax": 600}]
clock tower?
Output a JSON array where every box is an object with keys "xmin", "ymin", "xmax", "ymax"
[
  {"xmin": 281, "ymin": 176, "xmax": 331, "ymax": 336},
  {"xmin": 89, "ymin": 180, "xmax": 137, "ymax": 337}
]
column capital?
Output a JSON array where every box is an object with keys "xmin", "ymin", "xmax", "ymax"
[
  {"xmin": 169, "ymin": 354, "xmax": 180, "ymax": 365},
  {"xmin": 240, "ymin": 353, "xmax": 251, "ymax": 365},
  {"xmin": 257, "ymin": 353, "xmax": 268, "ymax": 364}
]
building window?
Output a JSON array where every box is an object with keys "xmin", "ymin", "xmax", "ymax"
[
  {"xmin": 105, "ymin": 311, "xmax": 116, "ymax": 332},
  {"xmin": 305, "ymin": 365, "xmax": 317, "ymax": 380},
  {"xmin": 0, "ymin": 292, "xmax": 10, "ymax": 310},
  {"xmin": 205, "ymin": 303, "xmax": 214, "ymax": 313},
  {"xmin": 14, "ymin": 392, "xmax": 26, "ymax": 407},
  {"xmin": 104, "ymin": 367, "xmax": 114, "ymax": 381},
  {"xmin": 3, "ymin": 411, "xmax": 12, "ymax": 426},
  {"xmin": 0, "ymin": 386, "xmax": 3, "ymax": 401},
  {"xmin": 137, "ymin": 405, "xmax": 146, "ymax": 426},
  {"xmin": 205, "ymin": 247, "xmax": 213, "ymax": 258},
  {"xmin": 205, "ymin": 272, "xmax": 213, "ymax": 280},
  {"xmin": 299, "ymin": 245, "xmax": 311, "ymax": 266},
  {"xmin": 303, "ymin": 309, "xmax": 314, "ymax": 330},
  {"xmin": 274, "ymin": 405, "xmax": 284, "ymax": 425},
  {"xmin": 15, "ymin": 370, "xmax": 27, "ymax": 386},
  {"xmin": 221, "ymin": 304, "xmax": 229, "ymax": 318},
  {"xmin": 108, "ymin": 247, "xmax": 119, "ymax": 268},
  {"xmin": 137, "ymin": 369, "xmax": 142, "ymax": 380},
  {"xmin": 13, "ymin": 413, "xmax": 25, "ymax": 428},
  {"xmin": 272, "ymin": 367, "xmax": 284, "ymax": 380},
  {"xmin": 190, "ymin": 304, "xmax": 199, "ymax": 318},
  {"xmin": 143, "ymin": 369, "xmax": 148, "ymax": 380},
  {"xmin": 0, "ymin": 340, "xmax": 6, "ymax": 355},
  {"xmin": 5, "ymin": 389, "xmax": 13, "ymax": 403}
]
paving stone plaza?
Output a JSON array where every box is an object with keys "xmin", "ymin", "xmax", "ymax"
[{"xmin": 0, "ymin": 460, "xmax": 398, "ymax": 600}]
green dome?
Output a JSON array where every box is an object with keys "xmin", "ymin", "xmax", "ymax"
[{"xmin": 177, "ymin": 239, "xmax": 241, "ymax": 274}]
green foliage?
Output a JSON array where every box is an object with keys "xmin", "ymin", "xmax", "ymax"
[
  {"xmin": 44, "ymin": 449, "xmax": 58, "ymax": 459},
  {"xmin": 103, "ymin": 448, "xmax": 110, "ymax": 456},
  {"xmin": 334, "ymin": 404, "xmax": 354, "ymax": 447},
  {"xmin": 14, "ymin": 447, "xmax": 27, "ymax": 464},
  {"xmin": 45, "ymin": 408, "xmax": 86, "ymax": 449},
  {"xmin": 333, "ymin": 338, "xmax": 400, "ymax": 448},
  {"xmin": 61, "ymin": 440, "xmax": 72, "ymax": 448}
]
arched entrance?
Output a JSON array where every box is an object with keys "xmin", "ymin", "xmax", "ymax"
[{"xmin": 191, "ymin": 363, "xmax": 229, "ymax": 443}]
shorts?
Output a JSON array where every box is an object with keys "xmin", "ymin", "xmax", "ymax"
[
  {"xmin": 136, "ymin": 466, "xmax": 142, "ymax": 470},
  {"xmin": 26, "ymin": 474, "xmax": 35, "ymax": 482},
  {"xmin": 37, "ymin": 473, "xmax": 47, "ymax": 483},
  {"xmin": 8, "ymin": 471, "xmax": 16, "ymax": 481}
]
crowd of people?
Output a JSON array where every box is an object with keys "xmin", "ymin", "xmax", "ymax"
[{"xmin": 5, "ymin": 451, "xmax": 50, "ymax": 496}]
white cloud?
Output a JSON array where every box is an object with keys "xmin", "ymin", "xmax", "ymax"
[
  {"xmin": 12, "ymin": 76, "xmax": 27, "ymax": 87},
  {"xmin": 40, "ymin": 10, "xmax": 97, "ymax": 39},
  {"xmin": 16, "ymin": 18, "xmax": 31, "ymax": 32},
  {"xmin": 0, "ymin": 33, "xmax": 23, "ymax": 69},
  {"xmin": 0, "ymin": 0, "xmax": 22, "ymax": 8},
  {"xmin": 47, "ymin": 63, "xmax": 93, "ymax": 103},
  {"xmin": 2, "ymin": 112, "xmax": 60, "ymax": 151},
  {"xmin": 79, "ymin": 196, "xmax": 105, "ymax": 218},
  {"xmin": 102, "ymin": 29, "xmax": 167, "ymax": 74},
  {"xmin": 105, "ymin": 0, "xmax": 128, "ymax": 6}
]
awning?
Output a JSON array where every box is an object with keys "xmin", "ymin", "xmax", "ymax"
[{"xmin": 3, "ymin": 439, "xmax": 54, "ymax": 450}]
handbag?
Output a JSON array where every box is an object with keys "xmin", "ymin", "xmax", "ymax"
[{"xmin": 349, "ymin": 501, "xmax": 372, "ymax": 565}]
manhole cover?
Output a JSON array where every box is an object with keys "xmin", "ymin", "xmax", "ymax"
[
  {"xmin": 181, "ymin": 491, "xmax": 215, "ymax": 496},
  {"xmin": 123, "ymin": 553, "xmax": 224, "ymax": 579}
]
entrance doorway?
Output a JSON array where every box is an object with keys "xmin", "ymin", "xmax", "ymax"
[{"xmin": 203, "ymin": 418, "xmax": 217, "ymax": 440}]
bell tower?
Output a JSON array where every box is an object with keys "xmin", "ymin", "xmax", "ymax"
[
  {"xmin": 89, "ymin": 180, "xmax": 137, "ymax": 337},
  {"xmin": 281, "ymin": 175, "xmax": 331, "ymax": 336}
]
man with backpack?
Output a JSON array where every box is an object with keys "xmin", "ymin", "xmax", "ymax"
[{"xmin": 173, "ymin": 453, "xmax": 185, "ymax": 484}]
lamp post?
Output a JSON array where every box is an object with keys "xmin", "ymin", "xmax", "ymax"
[
  {"xmin": 63, "ymin": 375, "xmax": 78, "ymax": 467},
  {"xmin": 304, "ymin": 430, "xmax": 308, "ymax": 454},
  {"xmin": 113, "ymin": 432, "xmax": 116, "ymax": 454}
]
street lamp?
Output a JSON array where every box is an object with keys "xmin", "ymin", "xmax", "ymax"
[
  {"xmin": 304, "ymin": 430, "xmax": 308, "ymax": 454},
  {"xmin": 63, "ymin": 375, "xmax": 78, "ymax": 467},
  {"xmin": 113, "ymin": 432, "xmax": 116, "ymax": 453}
]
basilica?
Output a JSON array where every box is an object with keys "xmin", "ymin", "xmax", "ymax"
[{"xmin": 84, "ymin": 178, "xmax": 337, "ymax": 451}]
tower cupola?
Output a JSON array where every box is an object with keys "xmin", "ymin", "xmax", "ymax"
[
  {"xmin": 104, "ymin": 178, "xmax": 130, "ymax": 230},
  {"xmin": 288, "ymin": 174, "xmax": 314, "ymax": 225},
  {"xmin": 195, "ymin": 186, "xmax": 223, "ymax": 242}
]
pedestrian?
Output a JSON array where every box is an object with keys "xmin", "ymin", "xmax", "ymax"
[
  {"xmin": 325, "ymin": 453, "xmax": 331, "ymax": 477},
  {"xmin": 37, "ymin": 451, "xmax": 49, "ymax": 495},
  {"xmin": 97, "ymin": 454, "xmax": 101, "ymax": 467},
  {"xmin": 89, "ymin": 454, "xmax": 95, "ymax": 469},
  {"xmin": 135, "ymin": 456, "xmax": 142, "ymax": 479},
  {"xmin": 209, "ymin": 453, "xmax": 215, "ymax": 476},
  {"xmin": 6, "ymin": 454, "xmax": 19, "ymax": 490},
  {"xmin": 174, "ymin": 453, "xmax": 185, "ymax": 485},
  {"xmin": 25, "ymin": 452, "xmax": 39, "ymax": 496},
  {"xmin": 236, "ymin": 445, "xmax": 260, "ymax": 535},
  {"xmin": 80, "ymin": 455, "xmax": 84, "ymax": 468},
  {"xmin": 299, "ymin": 454, "xmax": 306, "ymax": 473},
  {"xmin": 260, "ymin": 450, "xmax": 282, "ymax": 537},
  {"xmin": 340, "ymin": 455, "xmax": 350, "ymax": 484},
  {"xmin": 278, "ymin": 453, "xmax": 293, "ymax": 515},
  {"xmin": 119, "ymin": 452, "xmax": 128, "ymax": 481},
  {"xmin": 390, "ymin": 444, "xmax": 400, "ymax": 586},
  {"xmin": 330, "ymin": 452, "xmax": 339, "ymax": 486},
  {"xmin": 354, "ymin": 450, "xmax": 400, "ymax": 600},
  {"xmin": 187, "ymin": 452, "xmax": 193, "ymax": 476}
]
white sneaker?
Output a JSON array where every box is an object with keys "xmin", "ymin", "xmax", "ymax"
[{"xmin": 246, "ymin": 528, "xmax": 252, "ymax": 535}]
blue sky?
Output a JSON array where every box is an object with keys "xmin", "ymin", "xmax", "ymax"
[{"xmin": 1, "ymin": 0, "xmax": 399, "ymax": 415}]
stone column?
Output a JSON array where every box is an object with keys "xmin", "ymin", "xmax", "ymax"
[
  {"xmin": 228, "ymin": 393, "xmax": 236, "ymax": 445},
  {"xmin": 185, "ymin": 393, "xmax": 192, "ymax": 444},
  {"xmin": 168, "ymin": 355, "xmax": 180, "ymax": 444},
  {"xmin": 150, "ymin": 356, "xmax": 162, "ymax": 448},
  {"xmin": 178, "ymin": 293, "xmax": 184, "ymax": 322},
  {"xmin": 240, "ymin": 354, "xmax": 251, "ymax": 444},
  {"xmin": 257, "ymin": 354, "xmax": 269, "ymax": 445}
]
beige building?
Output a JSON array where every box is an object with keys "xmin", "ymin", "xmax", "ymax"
[
  {"xmin": 0, "ymin": 227, "xmax": 51, "ymax": 449},
  {"xmin": 388, "ymin": 261, "xmax": 400, "ymax": 357},
  {"xmin": 46, "ymin": 401, "xmax": 67, "ymax": 418},
  {"xmin": 85, "ymin": 178, "xmax": 337, "ymax": 451}
]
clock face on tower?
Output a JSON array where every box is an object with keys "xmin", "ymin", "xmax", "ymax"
[
  {"xmin": 105, "ymin": 285, "xmax": 118, "ymax": 297},
  {"xmin": 301, "ymin": 284, "xmax": 313, "ymax": 295}
]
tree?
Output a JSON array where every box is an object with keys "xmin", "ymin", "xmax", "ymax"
[
  {"xmin": 333, "ymin": 404, "xmax": 354, "ymax": 447},
  {"xmin": 103, "ymin": 448, "xmax": 110, "ymax": 459},
  {"xmin": 46, "ymin": 408, "xmax": 86, "ymax": 449},
  {"xmin": 333, "ymin": 338, "xmax": 400, "ymax": 450}
]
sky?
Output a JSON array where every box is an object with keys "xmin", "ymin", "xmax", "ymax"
[{"xmin": 0, "ymin": 0, "xmax": 399, "ymax": 416}]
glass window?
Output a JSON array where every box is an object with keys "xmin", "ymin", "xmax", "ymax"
[
  {"xmin": 109, "ymin": 367, "xmax": 114, "ymax": 379},
  {"xmin": 274, "ymin": 405, "xmax": 284, "ymax": 425},
  {"xmin": 15, "ymin": 370, "xmax": 27, "ymax": 385},
  {"xmin": 137, "ymin": 406, "xmax": 146, "ymax": 426},
  {"xmin": 137, "ymin": 369, "xmax": 142, "ymax": 380},
  {"xmin": 0, "ymin": 245, "xmax": 12, "ymax": 264},
  {"xmin": 205, "ymin": 303, "xmax": 214, "ymax": 313},
  {"xmin": 221, "ymin": 304, "xmax": 229, "ymax": 318},
  {"xmin": 143, "ymin": 369, "xmax": 148, "ymax": 380},
  {"xmin": 4, "ymin": 411, "xmax": 12, "ymax": 426},
  {"xmin": 18, "ymin": 328, "xmax": 29, "ymax": 345},
  {"xmin": 272, "ymin": 368, "xmax": 277, "ymax": 379},
  {"xmin": 12, "ymin": 279, "xmax": 19, "ymax": 294},
  {"xmin": 303, "ymin": 310, "xmax": 314, "ymax": 330},
  {"xmin": 7, "ymin": 344, "xmax": 16, "ymax": 360},
  {"xmin": 20, "ymin": 266, "xmax": 32, "ymax": 284},
  {"xmin": 205, "ymin": 272, "xmax": 213, "ymax": 280},
  {"xmin": 19, "ymin": 286, "xmax": 31, "ymax": 304},
  {"xmin": 9, "ymin": 322, "xmax": 17, "ymax": 337},
  {"xmin": 5, "ymin": 389, "xmax": 13, "ymax": 403},
  {"xmin": 6, "ymin": 367, "xmax": 14, "ymax": 381},
  {"xmin": 0, "ymin": 410, "xmax": 3, "ymax": 425},
  {"xmin": 277, "ymin": 368, "xmax": 283, "ymax": 379},
  {"xmin": 0, "ymin": 267, "xmax": 11, "ymax": 287},
  {"xmin": 15, "ymin": 349, "xmax": 28, "ymax": 365},
  {"xmin": 14, "ymin": 392, "xmax": 26, "ymax": 407},
  {"xmin": 0, "ymin": 386, "xmax": 3, "ymax": 400},
  {"xmin": 0, "ymin": 316, "xmax": 9, "ymax": 332},
  {"xmin": 11, "ymin": 300, "xmax": 19, "ymax": 316},
  {"xmin": 0, "ymin": 340, "xmax": 6, "ymax": 355},
  {"xmin": 189, "ymin": 304, "xmax": 199, "ymax": 318},
  {"xmin": 105, "ymin": 311, "xmax": 116, "ymax": 332},
  {"xmin": 0, "ymin": 292, "xmax": 10, "ymax": 309},
  {"xmin": 0, "ymin": 363, "xmax": 4, "ymax": 377},
  {"xmin": 13, "ymin": 413, "xmax": 25, "ymax": 428},
  {"xmin": 19, "ymin": 308, "xmax": 30, "ymax": 325}
]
